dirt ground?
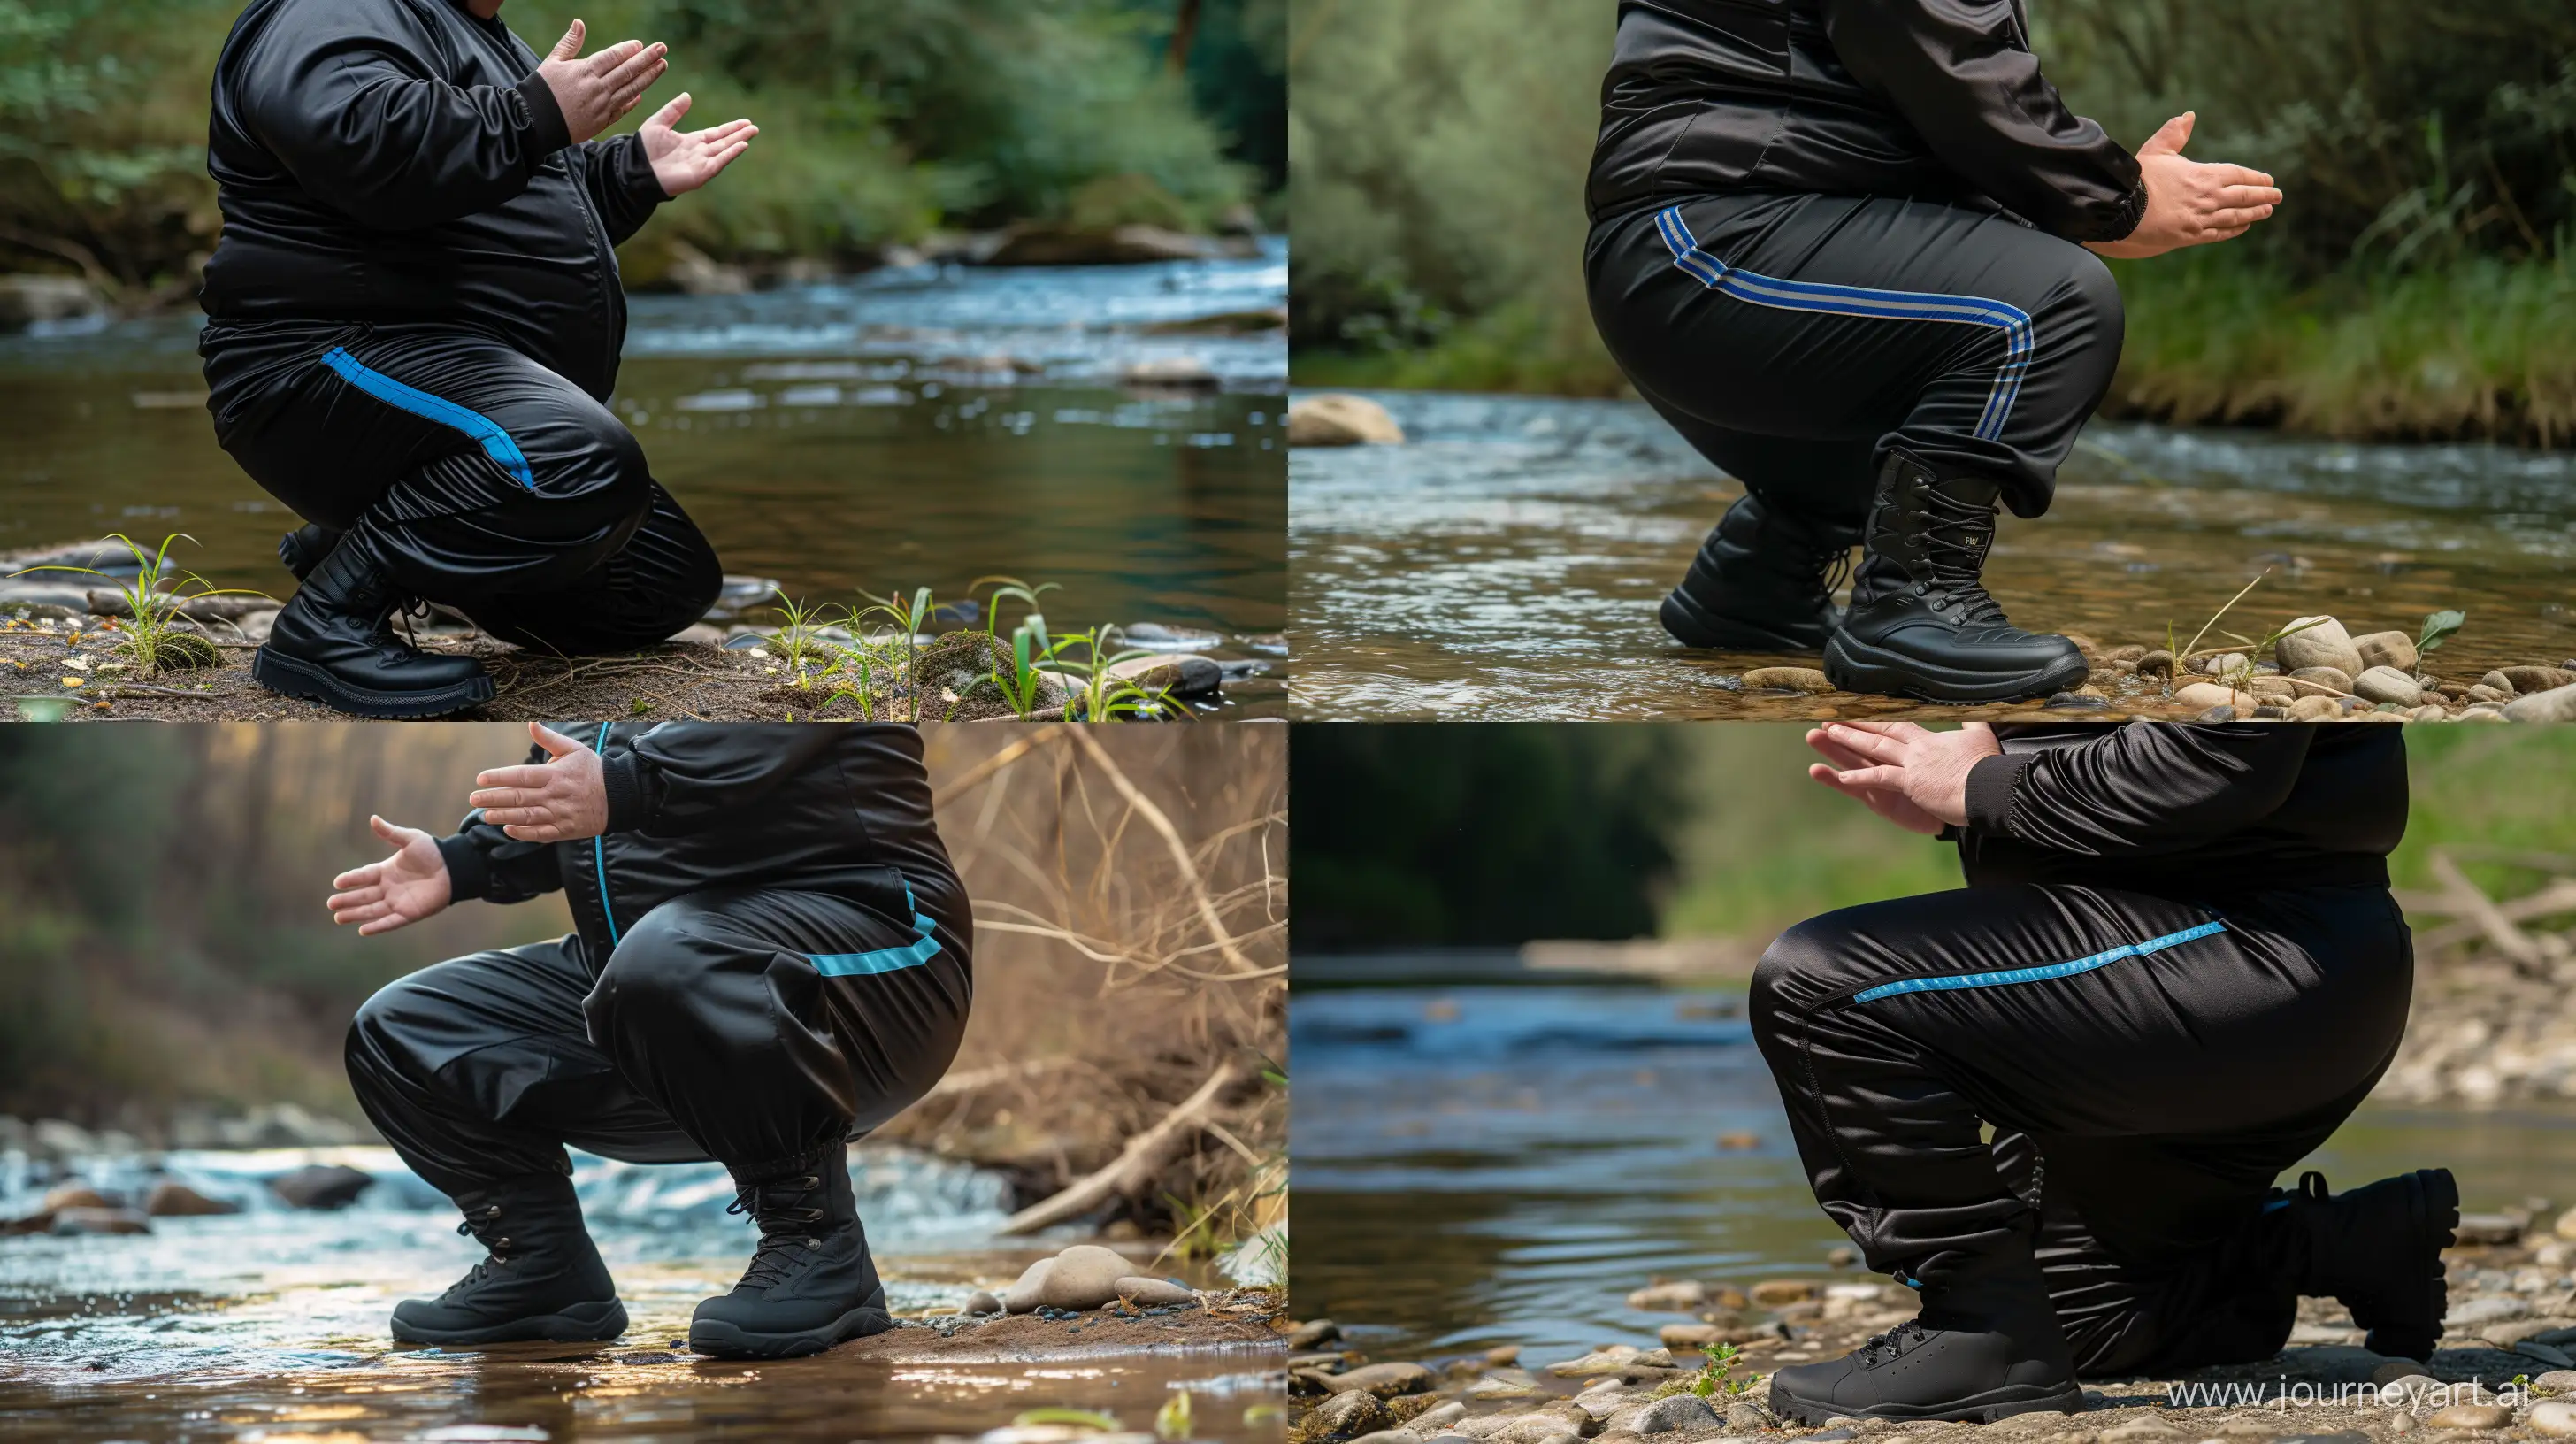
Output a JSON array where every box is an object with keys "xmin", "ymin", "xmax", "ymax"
[{"xmin": 852, "ymin": 1290, "xmax": 1289, "ymax": 1363}]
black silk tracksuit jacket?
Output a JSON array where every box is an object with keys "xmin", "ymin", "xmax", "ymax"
[
  {"xmin": 201, "ymin": 0, "xmax": 668, "ymax": 398},
  {"xmin": 1958, "ymin": 725, "xmax": 2408, "ymax": 897},
  {"xmin": 433, "ymin": 725, "xmax": 971, "ymax": 970},
  {"xmin": 1587, "ymin": 0, "xmax": 2148, "ymax": 243}
]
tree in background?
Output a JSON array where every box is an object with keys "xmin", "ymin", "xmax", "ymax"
[{"xmin": 1288, "ymin": 724, "xmax": 1686, "ymax": 950}]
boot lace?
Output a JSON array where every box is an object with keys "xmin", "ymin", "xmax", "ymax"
[
  {"xmin": 444, "ymin": 1201, "xmax": 514, "ymax": 1296},
  {"xmin": 1916, "ymin": 488, "xmax": 2006, "ymax": 626},
  {"xmin": 1856, "ymin": 1317, "xmax": 1932, "ymax": 1367},
  {"xmin": 729, "ymin": 1172, "xmax": 827, "ymax": 1290}
]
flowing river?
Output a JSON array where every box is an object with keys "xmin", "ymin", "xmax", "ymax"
[
  {"xmin": 1288, "ymin": 392, "xmax": 2576, "ymax": 720},
  {"xmin": 0, "ymin": 1145, "xmax": 1280, "ymax": 1442}
]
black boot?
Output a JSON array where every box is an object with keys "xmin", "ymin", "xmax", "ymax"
[
  {"xmin": 1822, "ymin": 449, "xmax": 2088, "ymax": 703},
  {"xmin": 2271, "ymin": 1169, "xmax": 2457, "ymax": 1363},
  {"xmin": 251, "ymin": 528, "xmax": 494, "ymax": 718},
  {"xmin": 690, "ymin": 1149, "xmax": 892, "ymax": 1359},
  {"xmin": 1659, "ymin": 493, "xmax": 1860, "ymax": 652},
  {"xmin": 277, "ymin": 523, "xmax": 342, "ymax": 582},
  {"xmin": 1770, "ymin": 1262, "xmax": 2082, "ymax": 1425},
  {"xmin": 391, "ymin": 1172, "xmax": 626, "ymax": 1345}
]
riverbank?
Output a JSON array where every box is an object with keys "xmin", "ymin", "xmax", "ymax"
[{"xmin": 1289, "ymin": 257, "xmax": 2576, "ymax": 449}]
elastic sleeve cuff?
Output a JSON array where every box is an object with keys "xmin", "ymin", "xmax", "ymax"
[
  {"xmin": 437, "ymin": 830, "xmax": 492, "ymax": 903},
  {"xmin": 600, "ymin": 750, "xmax": 651, "ymax": 834},
  {"xmin": 609, "ymin": 130, "xmax": 673, "ymax": 204},
  {"xmin": 2105, "ymin": 176, "xmax": 2150, "ymax": 242},
  {"xmin": 514, "ymin": 72, "xmax": 572, "ymax": 160},
  {"xmin": 1963, "ymin": 751, "xmax": 2036, "ymax": 833}
]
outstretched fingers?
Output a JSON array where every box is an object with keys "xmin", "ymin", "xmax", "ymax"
[{"xmin": 550, "ymin": 19, "xmax": 586, "ymax": 62}]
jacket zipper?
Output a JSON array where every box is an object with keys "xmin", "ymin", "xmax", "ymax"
[
  {"xmin": 562, "ymin": 157, "xmax": 620, "ymax": 388},
  {"xmin": 593, "ymin": 720, "xmax": 621, "ymax": 947}
]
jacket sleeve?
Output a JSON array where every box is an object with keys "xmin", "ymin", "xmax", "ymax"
[
  {"xmin": 599, "ymin": 724, "xmax": 847, "ymax": 836},
  {"xmin": 1820, "ymin": 0, "xmax": 2146, "ymax": 242},
  {"xmin": 580, "ymin": 134, "xmax": 670, "ymax": 247},
  {"xmin": 1962, "ymin": 725, "xmax": 2317, "ymax": 856},
  {"xmin": 435, "ymin": 807, "xmax": 565, "ymax": 904},
  {"xmin": 233, "ymin": 0, "xmax": 571, "ymax": 230}
]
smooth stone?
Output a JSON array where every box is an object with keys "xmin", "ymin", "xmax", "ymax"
[
  {"xmin": 2288, "ymin": 695, "xmax": 2344, "ymax": 721},
  {"xmin": 52, "ymin": 1206, "xmax": 150, "ymax": 1235},
  {"xmin": 2503, "ymin": 666, "xmax": 2576, "ymax": 695},
  {"xmin": 1289, "ymin": 1319, "xmax": 1343, "ymax": 1349},
  {"xmin": 1106, "ymin": 653, "xmax": 1222, "ymax": 697},
  {"xmin": 1629, "ymin": 1280, "xmax": 1709, "ymax": 1312},
  {"xmin": 2248, "ymin": 677, "xmax": 2296, "ymax": 700},
  {"xmin": 2174, "ymin": 681, "xmax": 2249, "ymax": 712},
  {"xmin": 2290, "ymin": 666, "xmax": 2356, "ymax": 693},
  {"xmin": 1485, "ymin": 1345, "xmax": 1522, "ymax": 1367},
  {"xmin": 1122, "ymin": 357, "xmax": 1221, "ymax": 391},
  {"xmin": 962, "ymin": 1289, "xmax": 1002, "ymax": 1314},
  {"xmin": 267, "ymin": 1164, "xmax": 372, "ymax": 1210},
  {"xmin": 1414, "ymin": 1403, "xmax": 1469, "ymax": 1432},
  {"xmin": 2135, "ymin": 650, "xmax": 2178, "ymax": 677},
  {"xmin": 1347, "ymin": 1432, "xmax": 1423, "ymax": 1444},
  {"xmin": 1612, "ymin": 1395, "xmax": 1721, "ymax": 1435},
  {"xmin": 142, "ymin": 1181, "xmax": 238, "ymax": 1217},
  {"xmin": 2100, "ymin": 1419, "xmax": 2188, "ymax": 1442},
  {"xmin": 1002, "ymin": 1258, "xmax": 1054, "ymax": 1312},
  {"xmin": 42, "ymin": 1185, "xmax": 112, "ymax": 1212},
  {"xmin": 1313, "ymin": 1391, "xmax": 1396, "ymax": 1439},
  {"xmin": 2481, "ymin": 670, "xmax": 2519, "ymax": 695},
  {"xmin": 1662, "ymin": 1321, "xmax": 1753, "ymax": 1349},
  {"xmin": 2410, "ymin": 704, "xmax": 2449, "ymax": 722},
  {"xmin": 1334, "ymin": 1363, "xmax": 1436, "ymax": 1398},
  {"xmin": 2504, "ymin": 683, "xmax": 2576, "ymax": 725},
  {"xmin": 2467, "ymin": 684, "xmax": 2511, "ymax": 704},
  {"xmin": 2537, "ymin": 1368, "xmax": 2576, "ymax": 1391},
  {"xmin": 2373, "ymin": 1367, "xmax": 2442, "ymax": 1390},
  {"xmin": 2525, "ymin": 1341, "xmax": 2576, "ymax": 1368},
  {"xmin": 1114, "ymin": 1276, "xmax": 1195, "ymax": 1307},
  {"xmin": 2353, "ymin": 632, "xmax": 2420, "ymax": 673},
  {"xmin": 1288, "ymin": 395, "xmax": 1407, "ymax": 447},
  {"xmin": 1464, "ymin": 1373, "xmax": 1548, "ymax": 1400},
  {"xmin": 1724, "ymin": 1402, "xmax": 1774, "ymax": 1432},
  {"xmin": 1491, "ymin": 1418, "xmax": 1582, "ymax": 1444},
  {"xmin": 1750, "ymin": 1279, "xmax": 1818, "ymax": 1306},
  {"xmin": 2447, "ymin": 1293, "xmax": 2529, "ymax": 1323},
  {"xmin": 2277, "ymin": 617, "xmax": 2366, "ymax": 680},
  {"xmin": 1118, "ymin": 622, "xmax": 1225, "ymax": 650},
  {"xmin": 2456, "ymin": 1216, "xmax": 2527, "ymax": 1247},
  {"xmin": 2354, "ymin": 666, "xmax": 2424, "ymax": 707},
  {"xmin": 2195, "ymin": 652, "xmax": 2250, "ymax": 677},
  {"xmin": 2426, "ymin": 1403, "xmax": 2513, "ymax": 1430},
  {"xmin": 1546, "ymin": 1346, "xmax": 1646, "ymax": 1377},
  {"xmin": 2526, "ymin": 1402, "xmax": 2576, "ymax": 1436},
  {"xmin": 1038, "ymin": 1244, "xmax": 1143, "ymax": 1310},
  {"xmin": 1742, "ymin": 667, "xmax": 1833, "ymax": 694}
]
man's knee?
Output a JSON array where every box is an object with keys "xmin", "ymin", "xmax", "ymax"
[
  {"xmin": 586, "ymin": 902, "xmax": 737, "ymax": 1039},
  {"xmin": 2050, "ymin": 245, "xmax": 2127, "ymax": 365},
  {"xmin": 525, "ymin": 405, "xmax": 654, "ymax": 531},
  {"xmin": 1750, "ymin": 914, "xmax": 1859, "ymax": 1035},
  {"xmin": 344, "ymin": 971, "xmax": 437, "ymax": 1096}
]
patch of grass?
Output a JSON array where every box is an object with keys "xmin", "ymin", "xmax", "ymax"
[
  {"xmin": 1651, "ymin": 1341, "xmax": 1763, "ymax": 1402},
  {"xmin": 8, "ymin": 533, "xmax": 265, "ymax": 678}
]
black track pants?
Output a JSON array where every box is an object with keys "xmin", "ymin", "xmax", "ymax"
[
  {"xmin": 1749, "ymin": 882, "xmax": 2413, "ymax": 1377},
  {"xmin": 202, "ymin": 319, "xmax": 722, "ymax": 654},
  {"xmin": 1586, "ymin": 194, "xmax": 2126, "ymax": 522},
  {"xmin": 345, "ymin": 885, "xmax": 972, "ymax": 1195}
]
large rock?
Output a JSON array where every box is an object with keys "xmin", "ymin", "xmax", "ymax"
[
  {"xmin": 986, "ymin": 224, "xmax": 1215, "ymax": 266},
  {"xmin": 2276, "ymin": 617, "xmax": 2366, "ymax": 680},
  {"xmin": 1333, "ymin": 1362, "xmax": 1436, "ymax": 1397},
  {"xmin": 143, "ymin": 1181, "xmax": 239, "ymax": 1217},
  {"xmin": 1108, "ymin": 653, "xmax": 1223, "ymax": 698},
  {"xmin": 0, "ymin": 275, "xmax": 107, "ymax": 331},
  {"xmin": 2504, "ymin": 683, "xmax": 2576, "ymax": 725},
  {"xmin": 1288, "ymin": 396, "xmax": 1406, "ymax": 447},
  {"xmin": 2353, "ymin": 666, "xmax": 2423, "ymax": 707},
  {"xmin": 1609, "ymin": 1395, "xmax": 1721, "ymax": 1436},
  {"xmin": 1114, "ymin": 1275, "xmax": 1195, "ymax": 1307},
  {"xmin": 266, "ymin": 1164, "xmax": 373, "ymax": 1210},
  {"xmin": 2353, "ymin": 631, "xmax": 2420, "ymax": 673},
  {"xmin": 1036, "ymin": 1243, "xmax": 1137, "ymax": 1310}
]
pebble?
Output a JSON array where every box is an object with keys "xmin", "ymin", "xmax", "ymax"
[
  {"xmin": 2174, "ymin": 681, "xmax": 2249, "ymax": 712},
  {"xmin": 142, "ymin": 1181, "xmax": 238, "ymax": 1217},
  {"xmin": 2504, "ymin": 683, "xmax": 2576, "ymax": 724},
  {"xmin": 2100, "ymin": 1419, "xmax": 2187, "ymax": 1442},
  {"xmin": 2527, "ymin": 1402, "xmax": 2576, "ymax": 1437},
  {"xmin": 2288, "ymin": 666, "xmax": 2356, "ymax": 693},
  {"xmin": 1627, "ymin": 1280, "xmax": 1709, "ymax": 1311},
  {"xmin": 1313, "ymin": 1390, "xmax": 1395, "ymax": 1439},
  {"xmin": 1414, "ymin": 1403, "xmax": 1469, "ymax": 1432},
  {"xmin": 1113, "ymin": 1276, "xmax": 1195, "ymax": 1307},
  {"xmin": 1106, "ymin": 653, "xmax": 1222, "ymax": 698},
  {"xmin": 2277, "ymin": 617, "xmax": 2367, "ymax": 680},
  {"xmin": 2353, "ymin": 666, "xmax": 2423, "ymax": 707},
  {"xmin": 267, "ymin": 1163, "xmax": 372, "ymax": 1210},
  {"xmin": 2135, "ymin": 650, "xmax": 2178, "ymax": 678},
  {"xmin": 1724, "ymin": 1402, "xmax": 1774, "ymax": 1432},
  {"xmin": 1334, "ymin": 1363, "xmax": 1436, "ymax": 1397},
  {"xmin": 1288, "ymin": 395, "xmax": 1407, "ymax": 447},
  {"xmin": 2045, "ymin": 691, "xmax": 2111, "ymax": 710},
  {"xmin": 962, "ymin": 1289, "xmax": 1002, "ymax": 1314},
  {"xmin": 1743, "ymin": 667, "xmax": 1834, "ymax": 694},
  {"xmin": 2373, "ymin": 1365, "xmax": 2442, "ymax": 1389},
  {"xmin": 1661, "ymin": 1322, "xmax": 1751, "ymax": 1349},
  {"xmin": 1346, "ymin": 1432, "xmax": 1422, "ymax": 1444},
  {"xmin": 1289, "ymin": 1319, "xmax": 1343, "ymax": 1348},
  {"xmin": 1751, "ymin": 1279, "xmax": 1818, "ymax": 1306},
  {"xmin": 2354, "ymin": 631, "xmax": 2420, "ymax": 673},
  {"xmin": 2503, "ymin": 666, "xmax": 2576, "ymax": 694},
  {"xmin": 1117, "ymin": 622, "xmax": 1225, "ymax": 651},
  {"xmin": 2426, "ymin": 1403, "xmax": 2514, "ymax": 1430},
  {"xmin": 2288, "ymin": 695, "xmax": 2343, "ymax": 721},
  {"xmin": 2194, "ymin": 652, "xmax": 2250, "ymax": 678},
  {"xmin": 1611, "ymin": 1395, "xmax": 1720, "ymax": 1435},
  {"xmin": 2538, "ymin": 1370, "xmax": 2576, "ymax": 1391}
]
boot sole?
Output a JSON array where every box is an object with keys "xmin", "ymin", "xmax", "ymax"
[
  {"xmin": 1659, "ymin": 590, "xmax": 1832, "ymax": 654},
  {"xmin": 2359, "ymin": 1168, "xmax": 2457, "ymax": 1363},
  {"xmin": 1769, "ymin": 1379, "xmax": 2086, "ymax": 1425},
  {"xmin": 690, "ymin": 1304, "xmax": 893, "ymax": 1360},
  {"xmin": 391, "ymin": 1297, "xmax": 627, "ymax": 1346},
  {"xmin": 251, "ymin": 648, "xmax": 494, "ymax": 719},
  {"xmin": 1822, "ymin": 632, "xmax": 2089, "ymax": 704}
]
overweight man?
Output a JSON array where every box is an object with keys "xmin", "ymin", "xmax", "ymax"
[
  {"xmin": 331, "ymin": 722, "xmax": 972, "ymax": 1359},
  {"xmin": 200, "ymin": 0, "xmax": 758, "ymax": 717},
  {"xmin": 1586, "ymin": 1, "xmax": 2283, "ymax": 703},
  {"xmin": 1752, "ymin": 722, "xmax": 2452, "ymax": 1422}
]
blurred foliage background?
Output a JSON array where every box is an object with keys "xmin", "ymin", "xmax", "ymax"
[
  {"xmin": 1288, "ymin": 0, "xmax": 2576, "ymax": 442},
  {"xmin": 1291, "ymin": 725, "xmax": 2576, "ymax": 949},
  {"xmin": 0, "ymin": 0, "xmax": 1284, "ymax": 296}
]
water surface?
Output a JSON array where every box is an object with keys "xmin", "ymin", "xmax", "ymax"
[
  {"xmin": 1289, "ymin": 982, "xmax": 2576, "ymax": 1363},
  {"xmin": 1288, "ymin": 393, "xmax": 2576, "ymax": 719}
]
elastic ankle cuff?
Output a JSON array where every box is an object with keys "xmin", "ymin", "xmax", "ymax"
[{"xmin": 730, "ymin": 1143, "xmax": 845, "ymax": 1185}]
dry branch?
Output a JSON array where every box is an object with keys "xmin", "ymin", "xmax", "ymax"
[
  {"xmin": 1063, "ymin": 727, "xmax": 1266, "ymax": 979},
  {"xmin": 999, "ymin": 1056, "xmax": 1262, "ymax": 1235},
  {"xmin": 2428, "ymin": 851, "xmax": 2545, "ymax": 972}
]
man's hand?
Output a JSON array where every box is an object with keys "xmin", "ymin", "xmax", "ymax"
[
  {"xmin": 470, "ymin": 721, "xmax": 610, "ymax": 842},
  {"xmin": 2087, "ymin": 113, "xmax": 2281, "ymax": 261},
  {"xmin": 537, "ymin": 19, "xmax": 669, "ymax": 143},
  {"xmin": 639, "ymin": 93, "xmax": 756, "ymax": 196},
  {"xmin": 329, "ymin": 815, "xmax": 453, "ymax": 937},
  {"xmin": 1804, "ymin": 721, "xmax": 2004, "ymax": 835}
]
